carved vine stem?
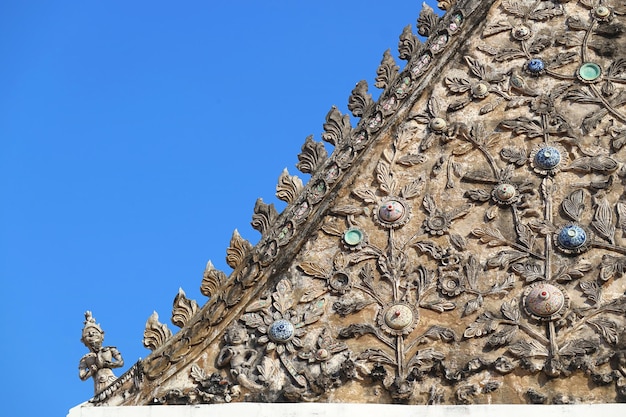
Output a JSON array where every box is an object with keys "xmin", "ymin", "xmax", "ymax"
[{"xmin": 589, "ymin": 84, "xmax": 626, "ymax": 125}]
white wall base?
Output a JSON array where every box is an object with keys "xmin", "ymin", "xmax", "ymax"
[{"xmin": 67, "ymin": 402, "xmax": 626, "ymax": 417}]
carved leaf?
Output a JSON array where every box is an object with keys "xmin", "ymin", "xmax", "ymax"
[
  {"xmin": 487, "ymin": 250, "xmax": 528, "ymax": 269},
  {"xmin": 275, "ymin": 168, "xmax": 303, "ymax": 204},
  {"xmin": 464, "ymin": 189, "xmax": 491, "ymax": 202},
  {"xmin": 494, "ymin": 48, "xmax": 525, "ymax": 62},
  {"xmin": 558, "ymin": 339, "xmax": 597, "ymax": 357},
  {"xmin": 272, "ymin": 279, "xmax": 294, "ymax": 314},
  {"xmin": 303, "ymin": 298, "xmax": 325, "ymax": 325},
  {"xmin": 528, "ymin": 4, "xmax": 563, "ymax": 21},
  {"xmin": 375, "ymin": 49, "xmax": 399, "ymax": 90},
  {"xmin": 296, "ymin": 135, "xmax": 327, "ymax": 174},
  {"xmin": 250, "ymin": 198, "xmax": 278, "ymax": 236},
  {"xmin": 444, "ymin": 77, "xmax": 471, "ymax": 93},
  {"xmin": 333, "ymin": 295, "xmax": 374, "ymax": 316},
  {"xmin": 618, "ymin": 202, "xmax": 626, "ymax": 231},
  {"xmin": 358, "ymin": 348, "xmax": 396, "ymax": 366},
  {"xmin": 488, "ymin": 325, "xmax": 517, "ymax": 347},
  {"xmin": 401, "ymin": 175, "xmax": 425, "ymax": 199},
  {"xmin": 376, "ymin": 161, "xmax": 396, "ymax": 195},
  {"xmin": 508, "ymin": 339, "xmax": 549, "ymax": 358},
  {"xmin": 501, "ymin": 0, "xmax": 528, "ymax": 18},
  {"xmin": 528, "ymin": 33, "xmax": 551, "ymax": 54},
  {"xmin": 298, "ymin": 261, "xmax": 330, "ymax": 279},
  {"xmin": 171, "ymin": 288, "xmax": 199, "ymax": 328},
  {"xmin": 226, "ymin": 229, "xmax": 252, "ymax": 270},
  {"xmin": 471, "ymin": 227, "xmax": 507, "ymax": 247},
  {"xmin": 500, "ymin": 300, "xmax": 520, "ymax": 322},
  {"xmin": 463, "ymin": 296, "xmax": 483, "ymax": 316},
  {"xmin": 483, "ymin": 20, "xmax": 513, "ymax": 36},
  {"xmin": 599, "ymin": 255, "xmax": 626, "ymax": 281},
  {"xmin": 190, "ymin": 364, "xmax": 208, "ymax": 383},
  {"xmin": 397, "ymin": 25, "xmax": 420, "ymax": 61},
  {"xmin": 500, "ymin": 117, "xmax": 544, "ymax": 138},
  {"xmin": 397, "ymin": 153, "xmax": 427, "ymax": 166},
  {"xmin": 464, "ymin": 312, "xmax": 498, "ymax": 338},
  {"xmin": 413, "ymin": 240, "xmax": 445, "ymax": 259},
  {"xmin": 589, "ymin": 318, "xmax": 619, "ymax": 345},
  {"xmin": 407, "ymin": 348, "xmax": 445, "ymax": 371},
  {"xmin": 200, "ymin": 260, "xmax": 228, "ymax": 298},
  {"xmin": 420, "ymin": 325, "xmax": 457, "ymax": 343},
  {"xmin": 422, "ymin": 300, "xmax": 456, "ymax": 313},
  {"xmin": 240, "ymin": 312, "xmax": 264, "ymax": 329},
  {"xmin": 561, "ymin": 189, "xmax": 585, "ymax": 222},
  {"xmin": 583, "ymin": 109, "xmax": 610, "ymax": 134},
  {"xmin": 450, "ymin": 233, "xmax": 467, "ymax": 251},
  {"xmin": 347, "ymin": 80, "xmax": 373, "ymax": 118},
  {"xmin": 511, "ymin": 261, "xmax": 544, "ymax": 282},
  {"xmin": 396, "ymin": 120, "xmax": 419, "ymax": 151},
  {"xmin": 417, "ymin": 3, "xmax": 440, "ymax": 37},
  {"xmin": 564, "ymin": 88, "xmax": 602, "ymax": 105},
  {"xmin": 566, "ymin": 156, "xmax": 618, "ymax": 174},
  {"xmin": 554, "ymin": 260, "xmax": 592, "ymax": 283},
  {"xmin": 516, "ymin": 223, "xmax": 534, "ymax": 250},
  {"xmin": 300, "ymin": 285, "xmax": 327, "ymax": 303},
  {"xmin": 322, "ymin": 106, "xmax": 352, "ymax": 147},
  {"xmin": 592, "ymin": 194, "xmax": 615, "ymax": 243},
  {"xmin": 579, "ymin": 280, "xmax": 601, "ymax": 305},
  {"xmin": 351, "ymin": 187, "xmax": 378, "ymax": 204},
  {"xmin": 490, "ymin": 274, "xmax": 515, "ymax": 294},
  {"xmin": 143, "ymin": 311, "xmax": 173, "ymax": 351},
  {"xmin": 257, "ymin": 356, "xmax": 280, "ymax": 383},
  {"xmin": 339, "ymin": 324, "xmax": 380, "ymax": 339}
]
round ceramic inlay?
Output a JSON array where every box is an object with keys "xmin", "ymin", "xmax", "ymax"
[
  {"xmin": 384, "ymin": 304, "xmax": 414, "ymax": 330},
  {"xmin": 316, "ymin": 348, "xmax": 330, "ymax": 360},
  {"xmin": 343, "ymin": 228, "xmax": 364, "ymax": 246},
  {"xmin": 472, "ymin": 82, "xmax": 489, "ymax": 98},
  {"xmin": 493, "ymin": 183, "xmax": 517, "ymax": 202},
  {"xmin": 430, "ymin": 117, "xmax": 447, "ymax": 132},
  {"xmin": 594, "ymin": 6, "xmax": 611, "ymax": 19},
  {"xmin": 558, "ymin": 225, "xmax": 587, "ymax": 249},
  {"xmin": 534, "ymin": 146, "xmax": 561, "ymax": 170},
  {"xmin": 378, "ymin": 200, "xmax": 406, "ymax": 223},
  {"xmin": 512, "ymin": 25, "xmax": 531, "ymax": 40},
  {"xmin": 526, "ymin": 59, "xmax": 545, "ymax": 74},
  {"xmin": 268, "ymin": 319, "xmax": 294, "ymax": 342},
  {"xmin": 525, "ymin": 283, "xmax": 566, "ymax": 318},
  {"xmin": 578, "ymin": 63, "xmax": 602, "ymax": 82}
]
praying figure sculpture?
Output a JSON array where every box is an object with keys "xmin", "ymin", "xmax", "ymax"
[{"xmin": 78, "ymin": 311, "xmax": 124, "ymax": 394}]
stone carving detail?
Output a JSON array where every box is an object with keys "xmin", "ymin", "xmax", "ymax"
[
  {"xmin": 143, "ymin": 311, "xmax": 173, "ymax": 351},
  {"xmin": 296, "ymin": 135, "xmax": 327, "ymax": 175},
  {"xmin": 172, "ymin": 288, "xmax": 199, "ymax": 328},
  {"xmin": 78, "ymin": 311, "xmax": 125, "ymax": 394},
  {"xmin": 276, "ymin": 168, "xmax": 303, "ymax": 204},
  {"xmin": 226, "ymin": 229, "xmax": 252, "ymax": 270},
  {"xmin": 200, "ymin": 260, "xmax": 227, "ymax": 298}
]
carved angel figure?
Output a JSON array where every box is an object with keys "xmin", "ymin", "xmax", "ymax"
[{"xmin": 78, "ymin": 311, "xmax": 124, "ymax": 394}]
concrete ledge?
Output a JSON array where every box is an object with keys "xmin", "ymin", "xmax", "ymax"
[{"xmin": 68, "ymin": 402, "xmax": 626, "ymax": 417}]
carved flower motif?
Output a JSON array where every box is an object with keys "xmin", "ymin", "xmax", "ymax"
[
  {"xmin": 439, "ymin": 271, "xmax": 464, "ymax": 296},
  {"xmin": 444, "ymin": 56, "xmax": 506, "ymax": 113},
  {"xmin": 297, "ymin": 328, "xmax": 348, "ymax": 364},
  {"xmin": 422, "ymin": 194, "xmax": 471, "ymax": 236},
  {"xmin": 241, "ymin": 279, "xmax": 324, "ymax": 355},
  {"xmin": 410, "ymin": 96, "xmax": 455, "ymax": 151},
  {"xmin": 529, "ymin": 143, "xmax": 568, "ymax": 176}
]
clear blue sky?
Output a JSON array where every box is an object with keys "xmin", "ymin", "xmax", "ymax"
[{"xmin": 0, "ymin": 1, "xmax": 438, "ymax": 414}]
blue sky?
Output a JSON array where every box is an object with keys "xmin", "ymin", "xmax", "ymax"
[{"xmin": 0, "ymin": 1, "xmax": 438, "ymax": 414}]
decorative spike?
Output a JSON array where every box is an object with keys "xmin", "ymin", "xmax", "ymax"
[
  {"xmin": 347, "ymin": 80, "xmax": 374, "ymax": 118},
  {"xmin": 200, "ymin": 260, "xmax": 228, "ymax": 298},
  {"xmin": 322, "ymin": 106, "xmax": 352, "ymax": 147},
  {"xmin": 251, "ymin": 198, "xmax": 278, "ymax": 235},
  {"xmin": 437, "ymin": 0, "xmax": 454, "ymax": 11},
  {"xmin": 417, "ymin": 2, "xmax": 440, "ymax": 37},
  {"xmin": 171, "ymin": 288, "xmax": 199, "ymax": 328},
  {"xmin": 142, "ymin": 311, "xmax": 172, "ymax": 351},
  {"xmin": 296, "ymin": 135, "xmax": 328, "ymax": 174},
  {"xmin": 398, "ymin": 25, "xmax": 420, "ymax": 61},
  {"xmin": 375, "ymin": 49, "xmax": 400, "ymax": 90},
  {"xmin": 226, "ymin": 229, "xmax": 252, "ymax": 270},
  {"xmin": 276, "ymin": 168, "xmax": 303, "ymax": 204}
]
